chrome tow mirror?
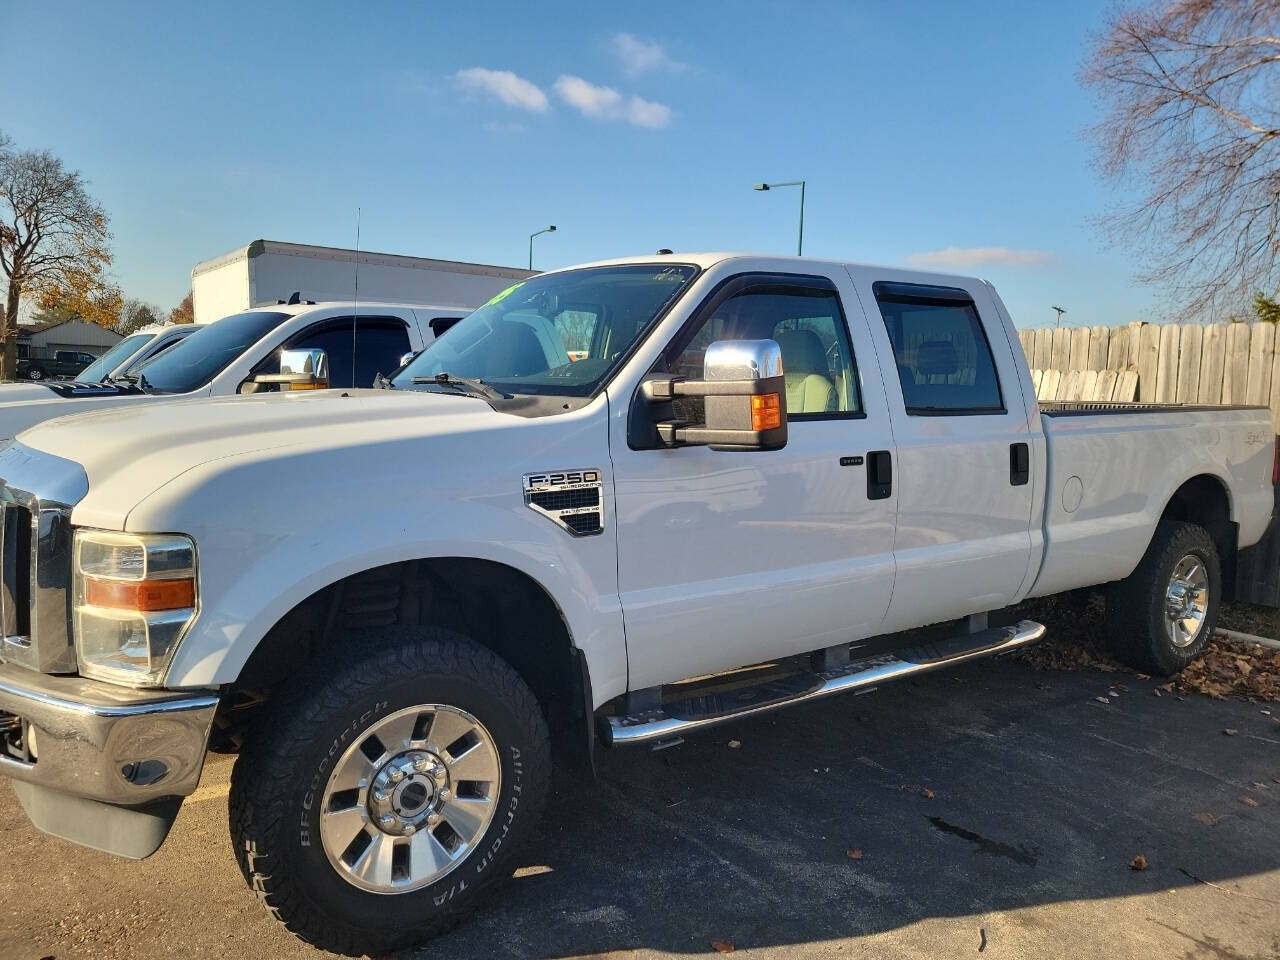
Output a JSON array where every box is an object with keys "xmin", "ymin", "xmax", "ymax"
[
  {"xmin": 255, "ymin": 348, "xmax": 330, "ymax": 391},
  {"xmin": 636, "ymin": 338, "xmax": 788, "ymax": 451}
]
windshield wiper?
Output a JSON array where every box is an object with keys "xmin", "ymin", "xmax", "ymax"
[{"xmin": 412, "ymin": 372, "xmax": 507, "ymax": 402}]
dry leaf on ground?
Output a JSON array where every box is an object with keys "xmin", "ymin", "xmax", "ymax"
[
  {"xmin": 1010, "ymin": 597, "xmax": 1280, "ymax": 702},
  {"xmin": 1243, "ymin": 797, "xmax": 1260, "ymax": 807},
  {"xmin": 711, "ymin": 939, "xmax": 735, "ymax": 954},
  {"xmin": 921, "ymin": 788, "xmax": 936, "ymax": 799},
  {"xmin": 847, "ymin": 848, "xmax": 864, "ymax": 860},
  {"xmin": 1130, "ymin": 854, "xmax": 1148, "ymax": 871},
  {"xmin": 1192, "ymin": 812, "xmax": 1219, "ymax": 826}
]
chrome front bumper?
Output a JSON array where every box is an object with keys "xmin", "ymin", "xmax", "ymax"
[{"xmin": 0, "ymin": 660, "xmax": 217, "ymax": 806}]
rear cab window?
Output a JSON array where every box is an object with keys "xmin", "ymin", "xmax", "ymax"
[{"xmin": 872, "ymin": 281, "xmax": 1004, "ymax": 415}]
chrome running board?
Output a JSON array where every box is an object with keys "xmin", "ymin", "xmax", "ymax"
[{"xmin": 603, "ymin": 619, "xmax": 1045, "ymax": 747}]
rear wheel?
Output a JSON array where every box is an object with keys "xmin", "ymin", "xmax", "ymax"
[
  {"xmin": 228, "ymin": 627, "xmax": 550, "ymax": 956},
  {"xmin": 1105, "ymin": 521, "xmax": 1220, "ymax": 675}
]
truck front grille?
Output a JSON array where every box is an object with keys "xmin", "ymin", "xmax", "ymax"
[
  {"xmin": 0, "ymin": 503, "xmax": 33, "ymax": 640},
  {"xmin": 0, "ymin": 444, "xmax": 88, "ymax": 674}
]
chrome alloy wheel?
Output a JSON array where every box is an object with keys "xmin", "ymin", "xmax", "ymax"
[
  {"xmin": 319, "ymin": 704, "xmax": 502, "ymax": 893},
  {"xmin": 1164, "ymin": 554, "xmax": 1209, "ymax": 648}
]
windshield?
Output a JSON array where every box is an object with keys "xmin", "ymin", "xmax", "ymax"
[
  {"xmin": 77, "ymin": 333, "xmax": 153, "ymax": 382},
  {"xmin": 393, "ymin": 264, "xmax": 698, "ymax": 397},
  {"xmin": 133, "ymin": 310, "xmax": 291, "ymax": 394}
]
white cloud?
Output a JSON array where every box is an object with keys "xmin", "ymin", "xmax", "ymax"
[
  {"xmin": 454, "ymin": 67, "xmax": 548, "ymax": 112},
  {"xmin": 906, "ymin": 246, "xmax": 1052, "ymax": 270},
  {"xmin": 553, "ymin": 75, "xmax": 672, "ymax": 128},
  {"xmin": 612, "ymin": 33, "xmax": 682, "ymax": 75}
]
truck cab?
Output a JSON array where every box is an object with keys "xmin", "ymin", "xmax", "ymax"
[{"xmin": 0, "ymin": 301, "xmax": 471, "ymax": 442}]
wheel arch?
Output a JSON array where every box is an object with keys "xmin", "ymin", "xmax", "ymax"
[
  {"xmin": 211, "ymin": 557, "xmax": 597, "ymax": 774},
  {"xmin": 1156, "ymin": 473, "xmax": 1238, "ymax": 597}
]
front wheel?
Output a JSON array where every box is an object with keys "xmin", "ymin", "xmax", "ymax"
[
  {"xmin": 25, "ymin": 366, "xmax": 45, "ymax": 381},
  {"xmin": 1105, "ymin": 520, "xmax": 1220, "ymax": 676},
  {"xmin": 228, "ymin": 628, "xmax": 551, "ymax": 956}
]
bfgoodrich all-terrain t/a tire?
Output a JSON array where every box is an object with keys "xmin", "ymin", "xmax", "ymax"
[
  {"xmin": 1105, "ymin": 520, "xmax": 1221, "ymax": 677},
  {"xmin": 228, "ymin": 628, "xmax": 550, "ymax": 956}
]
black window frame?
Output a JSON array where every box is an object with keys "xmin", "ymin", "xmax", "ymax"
[
  {"xmin": 649, "ymin": 271, "xmax": 867, "ymax": 424},
  {"xmin": 872, "ymin": 280, "xmax": 1006, "ymax": 417}
]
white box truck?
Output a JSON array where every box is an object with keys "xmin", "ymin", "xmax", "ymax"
[{"xmin": 191, "ymin": 239, "xmax": 534, "ymax": 325}]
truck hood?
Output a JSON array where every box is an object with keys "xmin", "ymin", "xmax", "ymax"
[
  {"xmin": 18, "ymin": 389, "xmax": 505, "ymax": 527},
  {"xmin": 0, "ymin": 382, "xmax": 151, "ymax": 442}
]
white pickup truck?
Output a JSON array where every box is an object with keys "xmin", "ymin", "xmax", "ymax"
[
  {"xmin": 0, "ymin": 254, "xmax": 1272, "ymax": 955},
  {"xmin": 0, "ymin": 299, "xmax": 472, "ymax": 443}
]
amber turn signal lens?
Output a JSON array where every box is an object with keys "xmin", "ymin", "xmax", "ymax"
[
  {"xmin": 751, "ymin": 393, "xmax": 782, "ymax": 431},
  {"xmin": 84, "ymin": 576, "xmax": 195, "ymax": 612}
]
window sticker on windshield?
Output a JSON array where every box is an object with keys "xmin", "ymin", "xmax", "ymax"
[{"xmin": 483, "ymin": 282, "xmax": 525, "ymax": 308}]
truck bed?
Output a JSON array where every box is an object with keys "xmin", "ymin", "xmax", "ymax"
[{"xmin": 1026, "ymin": 403, "xmax": 1274, "ymax": 599}]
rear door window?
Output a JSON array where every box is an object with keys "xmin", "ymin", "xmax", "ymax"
[{"xmin": 872, "ymin": 282, "xmax": 1004, "ymax": 415}]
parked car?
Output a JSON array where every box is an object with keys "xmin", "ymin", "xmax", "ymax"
[
  {"xmin": 71, "ymin": 324, "xmax": 197, "ymax": 385},
  {"xmin": 17, "ymin": 349, "xmax": 97, "ymax": 381},
  {"xmin": 0, "ymin": 301, "xmax": 472, "ymax": 442},
  {"xmin": 0, "ymin": 253, "xmax": 1272, "ymax": 956}
]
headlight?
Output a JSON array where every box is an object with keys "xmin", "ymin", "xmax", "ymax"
[{"xmin": 73, "ymin": 530, "xmax": 198, "ymax": 686}]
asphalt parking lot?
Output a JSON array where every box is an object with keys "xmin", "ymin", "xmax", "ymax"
[{"xmin": 2, "ymin": 656, "xmax": 1278, "ymax": 960}]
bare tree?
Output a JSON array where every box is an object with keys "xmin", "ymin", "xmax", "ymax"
[
  {"xmin": 0, "ymin": 132, "xmax": 113, "ymax": 379},
  {"xmin": 116, "ymin": 298, "xmax": 161, "ymax": 335},
  {"xmin": 1084, "ymin": 0, "xmax": 1280, "ymax": 320}
]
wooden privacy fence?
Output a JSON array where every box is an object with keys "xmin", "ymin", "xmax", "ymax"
[{"xmin": 1015, "ymin": 321, "xmax": 1280, "ymax": 431}]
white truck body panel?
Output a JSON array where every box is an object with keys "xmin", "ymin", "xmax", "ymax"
[
  {"xmin": 191, "ymin": 240, "xmax": 532, "ymax": 325},
  {"xmin": 0, "ymin": 301, "xmax": 465, "ymax": 443},
  {"xmin": 1029, "ymin": 407, "xmax": 1274, "ymax": 598},
  {"xmin": 4, "ymin": 253, "xmax": 1275, "ymax": 712},
  {"xmin": 18, "ymin": 388, "xmax": 631, "ymax": 704}
]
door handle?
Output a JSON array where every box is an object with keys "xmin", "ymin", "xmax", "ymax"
[
  {"xmin": 1010, "ymin": 442, "xmax": 1029, "ymax": 486},
  {"xmin": 867, "ymin": 450, "xmax": 892, "ymax": 500}
]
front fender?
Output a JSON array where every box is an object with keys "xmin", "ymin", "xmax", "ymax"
[{"xmin": 125, "ymin": 429, "xmax": 626, "ymax": 708}]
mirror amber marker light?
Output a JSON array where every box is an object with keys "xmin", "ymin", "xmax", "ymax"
[{"xmin": 751, "ymin": 393, "xmax": 782, "ymax": 431}]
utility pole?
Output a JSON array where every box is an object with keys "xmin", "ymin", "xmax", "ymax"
[{"xmin": 1052, "ymin": 306, "xmax": 1066, "ymax": 328}]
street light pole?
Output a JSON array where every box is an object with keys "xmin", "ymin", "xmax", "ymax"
[
  {"xmin": 753, "ymin": 180, "xmax": 806, "ymax": 255},
  {"xmin": 529, "ymin": 225, "xmax": 556, "ymax": 270}
]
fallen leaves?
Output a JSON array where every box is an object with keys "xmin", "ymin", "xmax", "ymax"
[
  {"xmin": 1130, "ymin": 854, "xmax": 1148, "ymax": 871},
  {"xmin": 846, "ymin": 848, "xmax": 864, "ymax": 860},
  {"xmin": 1243, "ymin": 797, "xmax": 1260, "ymax": 807},
  {"xmin": 921, "ymin": 788, "xmax": 936, "ymax": 799},
  {"xmin": 1223, "ymin": 728, "xmax": 1240, "ymax": 736},
  {"xmin": 1192, "ymin": 812, "xmax": 1220, "ymax": 826},
  {"xmin": 727, "ymin": 740, "xmax": 741, "ymax": 749},
  {"xmin": 711, "ymin": 939, "xmax": 735, "ymax": 953},
  {"xmin": 1011, "ymin": 597, "xmax": 1280, "ymax": 702}
]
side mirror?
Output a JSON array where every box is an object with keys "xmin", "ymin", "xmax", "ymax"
[
  {"xmin": 638, "ymin": 339, "xmax": 787, "ymax": 451},
  {"xmin": 255, "ymin": 348, "xmax": 330, "ymax": 391}
]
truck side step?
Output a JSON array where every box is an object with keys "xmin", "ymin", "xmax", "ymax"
[{"xmin": 602, "ymin": 619, "xmax": 1046, "ymax": 747}]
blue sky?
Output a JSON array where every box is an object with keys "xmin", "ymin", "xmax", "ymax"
[{"xmin": 5, "ymin": 1, "xmax": 1155, "ymax": 329}]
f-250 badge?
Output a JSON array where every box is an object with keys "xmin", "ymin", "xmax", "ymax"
[{"xmin": 522, "ymin": 469, "xmax": 604, "ymax": 537}]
